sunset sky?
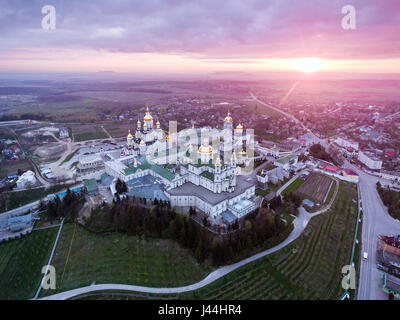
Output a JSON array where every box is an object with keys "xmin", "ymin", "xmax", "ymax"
[{"xmin": 0, "ymin": 0, "xmax": 399, "ymax": 74}]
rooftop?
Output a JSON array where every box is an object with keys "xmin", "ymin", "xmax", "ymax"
[
  {"xmin": 167, "ymin": 175, "xmax": 255, "ymax": 206},
  {"xmin": 124, "ymin": 162, "xmax": 175, "ymax": 181},
  {"xmin": 84, "ymin": 179, "xmax": 98, "ymax": 192},
  {"xmin": 275, "ymin": 154, "xmax": 297, "ymax": 165}
]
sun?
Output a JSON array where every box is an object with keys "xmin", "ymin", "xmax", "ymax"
[{"xmin": 290, "ymin": 57, "xmax": 326, "ymax": 73}]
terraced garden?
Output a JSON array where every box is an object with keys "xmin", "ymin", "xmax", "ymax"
[
  {"xmin": 296, "ymin": 173, "xmax": 335, "ymax": 204},
  {"xmin": 72, "ymin": 180, "xmax": 359, "ymax": 300},
  {"xmin": 39, "ymin": 223, "xmax": 211, "ymax": 298},
  {"xmin": 0, "ymin": 228, "xmax": 58, "ymax": 299}
]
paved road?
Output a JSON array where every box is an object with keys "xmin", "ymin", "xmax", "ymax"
[
  {"xmin": 343, "ymin": 162, "xmax": 400, "ymax": 300},
  {"xmin": 0, "ymin": 200, "xmax": 40, "ymax": 218}
]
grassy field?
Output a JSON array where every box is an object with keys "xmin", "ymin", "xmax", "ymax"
[
  {"xmin": 255, "ymin": 188, "xmax": 269, "ymax": 196},
  {"xmin": 73, "ymin": 180, "xmax": 359, "ymax": 300},
  {"xmin": 281, "ymin": 178, "xmax": 304, "ymax": 196},
  {"xmin": 0, "ymin": 228, "xmax": 58, "ymax": 299},
  {"xmin": 61, "ymin": 148, "xmax": 81, "ymax": 165},
  {"xmin": 73, "ymin": 126, "xmax": 108, "ymax": 142},
  {"xmin": 104, "ymin": 124, "xmax": 134, "ymax": 138},
  {"xmin": 0, "ymin": 159, "xmax": 33, "ymax": 178},
  {"xmin": 39, "ymin": 223, "xmax": 211, "ymax": 297}
]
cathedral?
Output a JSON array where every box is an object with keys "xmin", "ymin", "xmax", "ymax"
[
  {"xmin": 106, "ymin": 110, "xmax": 256, "ymax": 224},
  {"xmin": 123, "ymin": 106, "xmax": 165, "ymax": 156}
]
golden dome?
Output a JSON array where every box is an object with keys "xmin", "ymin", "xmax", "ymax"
[
  {"xmin": 135, "ymin": 131, "xmax": 138, "ymax": 137},
  {"xmin": 156, "ymin": 120, "xmax": 160, "ymax": 126},
  {"xmin": 137, "ymin": 119, "xmax": 141, "ymax": 126},
  {"xmin": 140, "ymin": 139, "xmax": 145, "ymax": 146},
  {"xmin": 224, "ymin": 112, "xmax": 232, "ymax": 123},
  {"xmin": 166, "ymin": 130, "xmax": 171, "ymax": 141},
  {"xmin": 143, "ymin": 122, "xmax": 148, "ymax": 128},
  {"xmin": 198, "ymin": 145, "xmax": 213, "ymax": 154},
  {"xmin": 236, "ymin": 123, "xmax": 243, "ymax": 130},
  {"xmin": 127, "ymin": 130, "xmax": 133, "ymax": 139},
  {"xmin": 144, "ymin": 106, "xmax": 153, "ymax": 122},
  {"xmin": 198, "ymin": 138, "xmax": 213, "ymax": 154}
]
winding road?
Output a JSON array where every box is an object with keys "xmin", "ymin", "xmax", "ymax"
[{"xmin": 40, "ymin": 180, "xmax": 339, "ymax": 300}]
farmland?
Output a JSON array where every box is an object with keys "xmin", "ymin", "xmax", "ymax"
[
  {"xmin": 39, "ymin": 223, "xmax": 211, "ymax": 298},
  {"xmin": 72, "ymin": 180, "xmax": 359, "ymax": 300},
  {"xmin": 72, "ymin": 125, "xmax": 109, "ymax": 142},
  {"xmin": 295, "ymin": 173, "xmax": 335, "ymax": 204},
  {"xmin": 0, "ymin": 228, "xmax": 58, "ymax": 300},
  {"xmin": 103, "ymin": 124, "xmax": 135, "ymax": 138}
]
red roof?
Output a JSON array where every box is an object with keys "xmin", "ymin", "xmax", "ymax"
[
  {"xmin": 323, "ymin": 164, "xmax": 342, "ymax": 172},
  {"xmin": 386, "ymin": 150, "xmax": 395, "ymax": 157},
  {"xmin": 343, "ymin": 168, "xmax": 359, "ymax": 176}
]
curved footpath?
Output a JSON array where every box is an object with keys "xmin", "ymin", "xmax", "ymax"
[{"xmin": 40, "ymin": 182, "xmax": 338, "ymax": 300}]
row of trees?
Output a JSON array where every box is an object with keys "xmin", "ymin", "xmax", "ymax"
[
  {"xmin": 42, "ymin": 188, "xmax": 85, "ymax": 223},
  {"xmin": 309, "ymin": 143, "xmax": 335, "ymax": 164},
  {"xmin": 376, "ymin": 182, "xmax": 400, "ymax": 220},
  {"xmin": 267, "ymin": 193, "xmax": 302, "ymax": 216},
  {"xmin": 84, "ymin": 196, "xmax": 293, "ymax": 266},
  {"xmin": 115, "ymin": 178, "xmax": 128, "ymax": 194}
]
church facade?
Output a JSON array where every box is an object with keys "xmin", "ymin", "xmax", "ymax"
[{"xmin": 105, "ymin": 109, "xmax": 256, "ymax": 225}]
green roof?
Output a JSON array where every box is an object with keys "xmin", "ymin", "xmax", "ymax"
[
  {"xmin": 124, "ymin": 162, "xmax": 175, "ymax": 181},
  {"xmin": 124, "ymin": 162, "xmax": 151, "ymax": 175},
  {"xmin": 200, "ymin": 170, "xmax": 214, "ymax": 181},
  {"xmin": 84, "ymin": 179, "xmax": 98, "ymax": 192},
  {"xmin": 275, "ymin": 154, "xmax": 297, "ymax": 165}
]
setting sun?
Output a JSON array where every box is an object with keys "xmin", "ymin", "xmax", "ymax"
[{"xmin": 289, "ymin": 58, "xmax": 326, "ymax": 73}]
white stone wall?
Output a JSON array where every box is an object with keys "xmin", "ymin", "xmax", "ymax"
[{"xmin": 358, "ymin": 151, "xmax": 382, "ymax": 170}]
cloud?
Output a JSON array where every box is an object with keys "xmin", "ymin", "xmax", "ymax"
[{"xmin": 0, "ymin": 0, "xmax": 399, "ymax": 61}]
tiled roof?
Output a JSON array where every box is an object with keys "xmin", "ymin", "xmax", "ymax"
[
  {"xmin": 84, "ymin": 178, "xmax": 98, "ymax": 192},
  {"xmin": 124, "ymin": 162, "xmax": 175, "ymax": 181}
]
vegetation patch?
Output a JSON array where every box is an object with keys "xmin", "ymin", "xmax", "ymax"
[
  {"xmin": 0, "ymin": 184, "xmax": 76, "ymax": 213},
  {"xmin": 40, "ymin": 223, "xmax": 210, "ymax": 297},
  {"xmin": 281, "ymin": 178, "xmax": 304, "ymax": 195},
  {"xmin": 0, "ymin": 228, "xmax": 58, "ymax": 299},
  {"xmin": 376, "ymin": 182, "xmax": 400, "ymax": 220},
  {"xmin": 81, "ymin": 181, "xmax": 358, "ymax": 300},
  {"xmin": 73, "ymin": 126, "xmax": 108, "ymax": 142}
]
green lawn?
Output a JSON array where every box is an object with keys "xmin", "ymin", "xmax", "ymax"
[
  {"xmin": 39, "ymin": 224, "xmax": 211, "ymax": 297},
  {"xmin": 255, "ymin": 188, "xmax": 269, "ymax": 196},
  {"xmin": 281, "ymin": 178, "xmax": 304, "ymax": 196},
  {"xmin": 73, "ymin": 127, "xmax": 108, "ymax": 142},
  {"xmin": 0, "ymin": 228, "xmax": 58, "ymax": 299},
  {"xmin": 61, "ymin": 148, "xmax": 81, "ymax": 165},
  {"xmin": 74, "ymin": 181, "xmax": 359, "ymax": 300}
]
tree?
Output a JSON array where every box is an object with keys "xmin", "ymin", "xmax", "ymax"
[{"xmin": 115, "ymin": 178, "xmax": 128, "ymax": 194}]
